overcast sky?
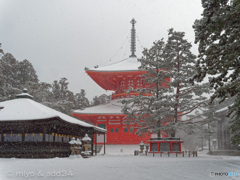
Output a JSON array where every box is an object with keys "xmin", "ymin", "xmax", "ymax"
[{"xmin": 0, "ymin": 0, "xmax": 203, "ymax": 100}]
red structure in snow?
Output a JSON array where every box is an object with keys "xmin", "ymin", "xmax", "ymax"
[
  {"xmin": 148, "ymin": 137, "xmax": 183, "ymax": 154},
  {"xmin": 72, "ymin": 19, "xmax": 169, "ymax": 144}
]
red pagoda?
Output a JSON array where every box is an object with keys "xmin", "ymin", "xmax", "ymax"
[{"xmin": 73, "ymin": 19, "xmax": 166, "ymax": 144}]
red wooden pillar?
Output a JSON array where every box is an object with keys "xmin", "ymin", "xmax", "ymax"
[
  {"xmin": 179, "ymin": 142, "xmax": 182, "ymax": 152},
  {"xmin": 170, "ymin": 142, "xmax": 173, "ymax": 151},
  {"xmin": 158, "ymin": 142, "xmax": 160, "ymax": 152}
]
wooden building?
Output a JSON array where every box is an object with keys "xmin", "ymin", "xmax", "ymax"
[
  {"xmin": 0, "ymin": 90, "xmax": 106, "ymax": 158},
  {"xmin": 215, "ymin": 101, "xmax": 238, "ymax": 151}
]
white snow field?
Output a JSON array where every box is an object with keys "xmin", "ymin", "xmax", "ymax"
[{"xmin": 0, "ymin": 145, "xmax": 239, "ymax": 180}]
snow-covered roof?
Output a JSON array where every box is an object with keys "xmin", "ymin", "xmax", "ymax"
[
  {"xmin": 86, "ymin": 57, "xmax": 143, "ymax": 72},
  {"xmin": 0, "ymin": 95, "xmax": 106, "ymax": 133},
  {"xmin": 73, "ymin": 99, "xmax": 123, "ymax": 115},
  {"xmin": 16, "ymin": 92, "xmax": 33, "ymax": 99}
]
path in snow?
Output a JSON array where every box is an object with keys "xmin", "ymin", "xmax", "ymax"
[{"xmin": 0, "ymin": 146, "xmax": 239, "ymax": 180}]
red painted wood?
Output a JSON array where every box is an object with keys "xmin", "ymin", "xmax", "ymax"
[{"xmin": 72, "ymin": 113, "xmax": 151, "ymax": 144}]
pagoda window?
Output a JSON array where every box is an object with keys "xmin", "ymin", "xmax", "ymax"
[
  {"xmin": 98, "ymin": 124, "xmax": 106, "ymax": 129},
  {"xmin": 45, "ymin": 134, "xmax": 54, "ymax": 142},
  {"xmin": 110, "ymin": 128, "xmax": 114, "ymax": 133},
  {"xmin": 124, "ymin": 128, "xmax": 128, "ymax": 133},
  {"xmin": 115, "ymin": 128, "xmax": 119, "ymax": 133},
  {"xmin": 128, "ymin": 79, "xmax": 134, "ymax": 88},
  {"xmin": 136, "ymin": 79, "xmax": 143, "ymax": 88}
]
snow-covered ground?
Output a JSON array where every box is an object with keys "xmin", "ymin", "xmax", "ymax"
[{"xmin": 0, "ymin": 145, "xmax": 239, "ymax": 180}]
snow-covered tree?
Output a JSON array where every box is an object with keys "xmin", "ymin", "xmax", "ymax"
[
  {"xmin": 50, "ymin": 78, "xmax": 76, "ymax": 115},
  {"xmin": 0, "ymin": 43, "xmax": 3, "ymax": 56},
  {"xmin": 122, "ymin": 29, "xmax": 209, "ymax": 138},
  {"xmin": 0, "ymin": 53, "xmax": 18, "ymax": 88},
  {"xmin": 91, "ymin": 96, "xmax": 102, "ymax": 106},
  {"xmin": 16, "ymin": 59, "xmax": 38, "ymax": 88},
  {"xmin": 193, "ymin": 0, "xmax": 240, "ymax": 144},
  {"xmin": 165, "ymin": 28, "xmax": 209, "ymax": 137},
  {"xmin": 75, "ymin": 89, "xmax": 90, "ymax": 109},
  {"xmin": 0, "ymin": 53, "xmax": 21, "ymax": 100},
  {"xmin": 24, "ymin": 81, "xmax": 52, "ymax": 102},
  {"xmin": 122, "ymin": 39, "xmax": 172, "ymax": 137}
]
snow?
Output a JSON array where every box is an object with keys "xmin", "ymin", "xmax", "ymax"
[
  {"xmin": 73, "ymin": 99, "xmax": 123, "ymax": 115},
  {"xmin": 87, "ymin": 57, "xmax": 143, "ymax": 72},
  {"xmin": 16, "ymin": 93, "xmax": 33, "ymax": 99},
  {"xmin": 82, "ymin": 134, "xmax": 91, "ymax": 141},
  {"xmin": 216, "ymin": 104, "xmax": 234, "ymax": 113},
  {"xmin": 0, "ymin": 97, "xmax": 106, "ymax": 133},
  {"xmin": 0, "ymin": 146, "xmax": 239, "ymax": 180}
]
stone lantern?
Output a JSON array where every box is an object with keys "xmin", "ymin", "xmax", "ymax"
[
  {"xmin": 69, "ymin": 137, "xmax": 77, "ymax": 155},
  {"xmin": 212, "ymin": 139, "xmax": 217, "ymax": 150},
  {"xmin": 75, "ymin": 138, "xmax": 82, "ymax": 155},
  {"xmin": 145, "ymin": 143, "xmax": 149, "ymax": 152},
  {"xmin": 139, "ymin": 141, "xmax": 145, "ymax": 154},
  {"xmin": 81, "ymin": 134, "xmax": 92, "ymax": 157}
]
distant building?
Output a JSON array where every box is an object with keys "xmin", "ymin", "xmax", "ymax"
[
  {"xmin": 215, "ymin": 98, "xmax": 238, "ymax": 151},
  {"xmin": 0, "ymin": 90, "xmax": 106, "ymax": 158}
]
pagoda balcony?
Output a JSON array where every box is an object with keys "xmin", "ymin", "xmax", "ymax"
[{"xmin": 111, "ymin": 92, "xmax": 152, "ymax": 100}]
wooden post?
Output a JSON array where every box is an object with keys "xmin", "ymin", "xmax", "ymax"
[
  {"xmin": 168, "ymin": 152, "xmax": 170, "ymax": 157},
  {"xmin": 95, "ymin": 134, "xmax": 97, "ymax": 156},
  {"xmin": 153, "ymin": 151, "xmax": 155, "ymax": 157},
  {"xmin": 179, "ymin": 142, "xmax": 182, "ymax": 151},
  {"xmin": 104, "ymin": 133, "xmax": 106, "ymax": 154},
  {"xmin": 176, "ymin": 152, "xmax": 177, "ymax": 157},
  {"xmin": 1, "ymin": 132, "xmax": 3, "ymax": 142},
  {"xmin": 21, "ymin": 132, "xmax": 25, "ymax": 142},
  {"xmin": 91, "ymin": 133, "xmax": 94, "ymax": 156},
  {"xmin": 188, "ymin": 151, "xmax": 190, "ymax": 157},
  {"xmin": 182, "ymin": 151, "xmax": 184, "ymax": 157}
]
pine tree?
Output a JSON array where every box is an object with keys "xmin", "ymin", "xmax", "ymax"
[
  {"xmin": 92, "ymin": 96, "xmax": 101, "ymax": 106},
  {"xmin": 193, "ymin": 0, "xmax": 240, "ymax": 144},
  {"xmin": 165, "ymin": 28, "xmax": 209, "ymax": 137},
  {"xmin": 122, "ymin": 29, "xmax": 209, "ymax": 138},
  {"xmin": 50, "ymin": 78, "xmax": 76, "ymax": 115},
  {"xmin": 75, "ymin": 89, "xmax": 90, "ymax": 109},
  {"xmin": 16, "ymin": 59, "xmax": 39, "ymax": 88},
  {"xmin": 0, "ymin": 43, "xmax": 3, "ymax": 56}
]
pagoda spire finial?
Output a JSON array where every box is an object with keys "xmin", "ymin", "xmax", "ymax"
[{"xmin": 130, "ymin": 18, "xmax": 136, "ymax": 57}]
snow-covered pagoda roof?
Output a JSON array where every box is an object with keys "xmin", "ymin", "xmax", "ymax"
[
  {"xmin": 86, "ymin": 57, "xmax": 143, "ymax": 72},
  {"xmin": 0, "ymin": 93, "xmax": 106, "ymax": 133},
  {"xmin": 73, "ymin": 99, "xmax": 123, "ymax": 115},
  {"xmin": 85, "ymin": 57, "xmax": 146, "ymax": 91}
]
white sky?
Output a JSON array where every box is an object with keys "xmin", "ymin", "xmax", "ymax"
[{"xmin": 0, "ymin": 0, "xmax": 203, "ymax": 100}]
